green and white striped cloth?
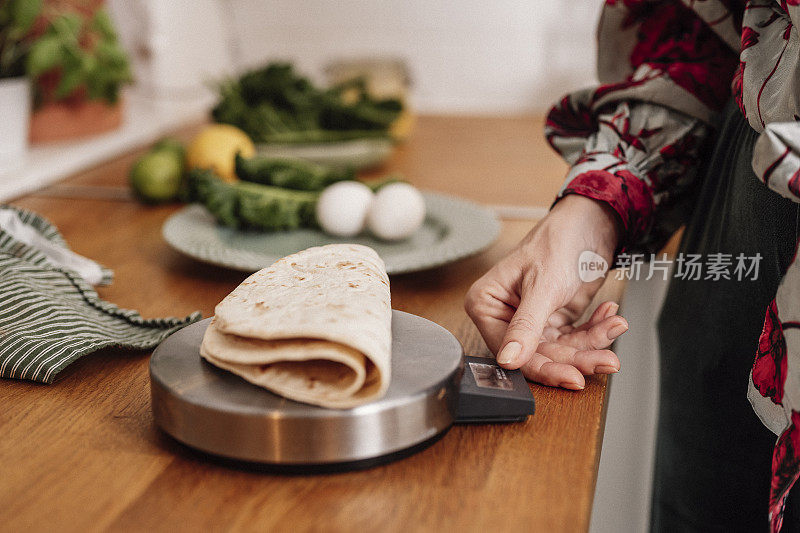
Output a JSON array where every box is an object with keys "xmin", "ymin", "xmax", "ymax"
[{"xmin": 0, "ymin": 205, "xmax": 200, "ymax": 383}]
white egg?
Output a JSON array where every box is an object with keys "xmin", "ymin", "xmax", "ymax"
[
  {"xmin": 367, "ymin": 183, "xmax": 426, "ymax": 241},
  {"xmin": 316, "ymin": 181, "xmax": 375, "ymax": 237}
]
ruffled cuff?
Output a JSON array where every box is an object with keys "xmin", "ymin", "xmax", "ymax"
[
  {"xmin": 547, "ymin": 93, "xmax": 711, "ymax": 255},
  {"xmin": 556, "ymin": 155, "xmax": 655, "ymax": 254}
]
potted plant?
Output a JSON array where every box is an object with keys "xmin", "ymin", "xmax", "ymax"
[
  {"xmin": 0, "ymin": 0, "xmax": 41, "ymax": 174},
  {"xmin": 27, "ymin": 2, "xmax": 132, "ymax": 143}
]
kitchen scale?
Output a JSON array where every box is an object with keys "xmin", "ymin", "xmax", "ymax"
[{"xmin": 150, "ymin": 311, "xmax": 535, "ymax": 471}]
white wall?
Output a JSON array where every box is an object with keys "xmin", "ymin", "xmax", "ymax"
[
  {"xmin": 225, "ymin": 0, "xmax": 600, "ymax": 114},
  {"xmin": 109, "ymin": 0, "xmax": 235, "ymax": 121},
  {"xmin": 112, "ymin": 0, "xmax": 601, "ymax": 116}
]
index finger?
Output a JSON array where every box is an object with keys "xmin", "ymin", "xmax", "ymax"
[{"xmin": 497, "ymin": 277, "xmax": 557, "ymax": 369}]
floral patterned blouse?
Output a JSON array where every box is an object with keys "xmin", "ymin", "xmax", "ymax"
[{"xmin": 545, "ymin": 1, "xmax": 800, "ymax": 530}]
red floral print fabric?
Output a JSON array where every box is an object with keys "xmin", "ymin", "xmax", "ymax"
[
  {"xmin": 771, "ymin": 412, "xmax": 800, "ymax": 531},
  {"xmin": 547, "ymin": 1, "xmax": 800, "ymax": 530},
  {"xmin": 754, "ymin": 299, "xmax": 789, "ymax": 404}
]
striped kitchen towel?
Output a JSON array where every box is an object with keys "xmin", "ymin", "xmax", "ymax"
[{"xmin": 0, "ymin": 205, "xmax": 201, "ymax": 383}]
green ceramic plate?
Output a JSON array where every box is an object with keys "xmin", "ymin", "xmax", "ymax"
[{"xmin": 162, "ymin": 192, "xmax": 500, "ymax": 275}]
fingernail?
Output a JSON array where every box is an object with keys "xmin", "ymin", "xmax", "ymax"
[
  {"xmin": 560, "ymin": 381, "xmax": 584, "ymax": 390},
  {"xmin": 608, "ymin": 302, "xmax": 619, "ymax": 316},
  {"xmin": 594, "ymin": 365, "xmax": 619, "ymax": 374},
  {"xmin": 497, "ymin": 341, "xmax": 522, "ymax": 365},
  {"xmin": 607, "ymin": 323, "xmax": 628, "ymax": 340}
]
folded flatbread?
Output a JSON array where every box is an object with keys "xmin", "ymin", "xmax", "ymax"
[{"xmin": 200, "ymin": 244, "xmax": 391, "ymax": 408}]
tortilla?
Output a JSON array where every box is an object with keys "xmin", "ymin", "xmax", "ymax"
[{"xmin": 200, "ymin": 244, "xmax": 391, "ymax": 408}]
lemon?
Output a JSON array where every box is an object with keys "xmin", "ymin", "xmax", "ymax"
[
  {"xmin": 186, "ymin": 124, "xmax": 255, "ymax": 182},
  {"xmin": 129, "ymin": 150, "xmax": 183, "ymax": 203},
  {"xmin": 390, "ymin": 109, "xmax": 415, "ymax": 141}
]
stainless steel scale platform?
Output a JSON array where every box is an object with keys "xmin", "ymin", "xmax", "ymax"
[{"xmin": 150, "ymin": 311, "xmax": 464, "ymax": 471}]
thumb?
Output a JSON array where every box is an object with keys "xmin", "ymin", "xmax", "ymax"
[{"xmin": 496, "ymin": 284, "xmax": 555, "ymax": 370}]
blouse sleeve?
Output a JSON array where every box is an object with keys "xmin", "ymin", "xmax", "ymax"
[
  {"xmin": 545, "ymin": 0, "xmax": 739, "ymax": 254},
  {"xmin": 753, "ymin": 122, "xmax": 800, "ymax": 202},
  {"xmin": 736, "ymin": 0, "xmax": 800, "ymax": 132},
  {"xmin": 739, "ymin": 1, "xmax": 800, "ymax": 203}
]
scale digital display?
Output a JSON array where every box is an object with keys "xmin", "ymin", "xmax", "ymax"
[
  {"xmin": 456, "ymin": 356, "xmax": 535, "ymax": 424},
  {"xmin": 469, "ymin": 362, "xmax": 514, "ymax": 390}
]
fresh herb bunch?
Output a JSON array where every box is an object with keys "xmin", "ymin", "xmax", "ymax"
[
  {"xmin": 0, "ymin": 0, "xmax": 42, "ymax": 78},
  {"xmin": 26, "ymin": 7, "xmax": 131, "ymax": 104},
  {"xmin": 212, "ymin": 63, "xmax": 403, "ymax": 144}
]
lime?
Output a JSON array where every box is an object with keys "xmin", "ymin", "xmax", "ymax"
[
  {"xmin": 129, "ymin": 150, "xmax": 183, "ymax": 203},
  {"xmin": 152, "ymin": 137, "xmax": 186, "ymax": 165}
]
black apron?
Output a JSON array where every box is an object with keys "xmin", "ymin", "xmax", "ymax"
[{"xmin": 653, "ymin": 100, "xmax": 800, "ymax": 531}]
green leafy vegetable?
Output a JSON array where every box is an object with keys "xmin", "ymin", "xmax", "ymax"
[
  {"xmin": 0, "ymin": 0, "xmax": 43, "ymax": 78},
  {"xmin": 10, "ymin": 0, "xmax": 41, "ymax": 34},
  {"xmin": 185, "ymin": 169, "xmax": 240, "ymax": 227},
  {"xmin": 187, "ymin": 168, "xmax": 320, "ymax": 230},
  {"xmin": 25, "ymin": 34, "xmax": 59, "ymax": 76},
  {"xmin": 237, "ymin": 182, "xmax": 319, "ymax": 230},
  {"xmin": 211, "ymin": 63, "xmax": 403, "ymax": 144},
  {"xmin": 234, "ymin": 153, "xmax": 354, "ymax": 191},
  {"xmin": 26, "ymin": 7, "xmax": 132, "ymax": 104}
]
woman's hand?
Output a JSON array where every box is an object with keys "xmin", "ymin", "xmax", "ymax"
[{"xmin": 464, "ymin": 195, "xmax": 629, "ymax": 389}]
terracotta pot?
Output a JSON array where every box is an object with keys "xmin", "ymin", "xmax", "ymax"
[{"xmin": 29, "ymin": 98, "xmax": 123, "ymax": 143}]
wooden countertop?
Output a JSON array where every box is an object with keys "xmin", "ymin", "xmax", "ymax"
[{"xmin": 0, "ymin": 116, "xmax": 619, "ymax": 533}]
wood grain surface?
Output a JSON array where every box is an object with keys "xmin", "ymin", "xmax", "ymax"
[{"xmin": 0, "ymin": 116, "xmax": 621, "ymax": 533}]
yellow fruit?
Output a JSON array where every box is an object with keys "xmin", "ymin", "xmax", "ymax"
[
  {"xmin": 390, "ymin": 109, "xmax": 415, "ymax": 141},
  {"xmin": 186, "ymin": 124, "xmax": 255, "ymax": 182}
]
